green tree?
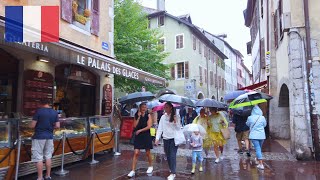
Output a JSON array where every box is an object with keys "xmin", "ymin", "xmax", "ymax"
[{"xmin": 114, "ymin": 0, "xmax": 169, "ymax": 93}]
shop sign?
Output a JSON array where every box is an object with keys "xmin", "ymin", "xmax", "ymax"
[
  {"xmin": 266, "ymin": 51, "xmax": 271, "ymax": 76},
  {"xmin": 102, "ymin": 84, "xmax": 113, "ymax": 115},
  {"xmin": 120, "ymin": 117, "xmax": 135, "ymax": 139}
]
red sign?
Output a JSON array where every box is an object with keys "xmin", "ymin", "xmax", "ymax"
[
  {"xmin": 120, "ymin": 117, "xmax": 134, "ymax": 139},
  {"xmin": 23, "ymin": 70, "xmax": 54, "ymax": 116},
  {"xmin": 102, "ymin": 84, "xmax": 113, "ymax": 115}
]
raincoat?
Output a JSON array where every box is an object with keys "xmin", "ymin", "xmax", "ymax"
[{"xmin": 246, "ymin": 106, "xmax": 267, "ymax": 140}]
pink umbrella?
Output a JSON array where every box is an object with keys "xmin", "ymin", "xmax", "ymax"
[{"xmin": 152, "ymin": 102, "xmax": 180, "ymax": 112}]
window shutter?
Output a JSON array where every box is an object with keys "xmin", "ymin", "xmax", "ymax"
[
  {"xmin": 91, "ymin": 0, "xmax": 100, "ymax": 36},
  {"xmin": 215, "ymin": 74, "xmax": 217, "ymax": 88},
  {"xmin": 199, "ymin": 66, "xmax": 203, "ymax": 82},
  {"xmin": 171, "ymin": 66, "xmax": 175, "ymax": 79},
  {"xmin": 61, "ymin": 0, "xmax": 72, "ymax": 23},
  {"xmin": 274, "ymin": 10, "xmax": 278, "ymax": 48},
  {"xmin": 185, "ymin": 61, "xmax": 189, "ymax": 79},
  {"xmin": 193, "ymin": 37, "xmax": 196, "ymax": 50}
]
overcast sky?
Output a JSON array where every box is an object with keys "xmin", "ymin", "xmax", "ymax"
[{"xmin": 139, "ymin": 0, "xmax": 252, "ymax": 71}]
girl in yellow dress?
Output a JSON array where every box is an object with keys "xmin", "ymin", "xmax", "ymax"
[{"xmin": 208, "ymin": 107, "xmax": 228, "ymax": 163}]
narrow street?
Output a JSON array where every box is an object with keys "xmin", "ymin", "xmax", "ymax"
[{"xmin": 22, "ymin": 127, "xmax": 320, "ymax": 180}]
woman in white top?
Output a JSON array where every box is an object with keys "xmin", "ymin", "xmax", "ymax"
[{"xmin": 155, "ymin": 102, "xmax": 181, "ymax": 180}]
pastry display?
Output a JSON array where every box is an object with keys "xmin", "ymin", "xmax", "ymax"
[
  {"xmin": 54, "ymin": 129, "xmax": 77, "ymax": 136},
  {"xmin": 90, "ymin": 123, "xmax": 103, "ymax": 130}
]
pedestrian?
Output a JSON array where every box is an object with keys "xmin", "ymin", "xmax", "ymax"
[
  {"xmin": 193, "ymin": 108, "xmax": 212, "ymax": 156},
  {"xmin": 127, "ymin": 103, "xmax": 153, "ymax": 177},
  {"xmin": 190, "ymin": 128, "xmax": 204, "ymax": 174},
  {"xmin": 232, "ymin": 109, "xmax": 251, "ymax": 156},
  {"xmin": 155, "ymin": 102, "xmax": 181, "ymax": 180},
  {"xmin": 246, "ymin": 105, "xmax": 267, "ymax": 170},
  {"xmin": 30, "ymin": 99, "xmax": 60, "ymax": 180},
  {"xmin": 208, "ymin": 108, "xmax": 228, "ymax": 163},
  {"xmin": 185, "ymin": 107, "xmax": 198, "ymax": 125}
]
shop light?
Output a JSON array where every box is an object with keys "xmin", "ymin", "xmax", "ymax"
[{"xmin": 37, "ymin": 56, "xmax": 49, "ymax": 63}]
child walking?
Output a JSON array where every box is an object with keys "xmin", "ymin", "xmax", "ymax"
[{"xmin": 190, "ymin": 129, "xmax": 204, "ymax": 174}]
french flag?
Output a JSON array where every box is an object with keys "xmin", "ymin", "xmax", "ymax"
[{"xmin": 5, "ymin": 6, "xmax": 59, "ymax": 42}]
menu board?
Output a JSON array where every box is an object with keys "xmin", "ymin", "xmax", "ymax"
[
  {"xmin": 23, "ymin": 70, "xmax": 54, "ymax": 116},
  {"xmin": 120, "ymin": 117, "xmax": 134, "ymax": 139},
  {"xmin": 102, "ymin": 84, "xmax": 113, "ymax": 115}
]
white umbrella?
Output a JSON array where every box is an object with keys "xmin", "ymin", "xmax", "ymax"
[{"xmin": 183, "ymin": 124, "xmax": 206, "ymax": 136}]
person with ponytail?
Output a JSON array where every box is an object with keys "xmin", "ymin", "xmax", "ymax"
[{"xmin": 155, "ymin": 102, "xmax": 181, "ymax": 180}]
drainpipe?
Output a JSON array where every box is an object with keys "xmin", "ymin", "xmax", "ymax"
[{"xmin": 303, "ymin": 0, "xmax": 320, "ymax": 160}]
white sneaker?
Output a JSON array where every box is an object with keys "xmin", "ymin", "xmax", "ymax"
[
  {"xmin": 127, "ymin": 171, "xmax": 135, "ymax": 178},
  {"xmin": 215, "ymin": 158, "xmax": 220, "ymax": 163},
  {"xmin": 167, "ymin": 174, "xmax": 176, "ymax": 180},
  {"xmin": 257, "ymin": 164, "xmax": 265, "ymax": 170},
  {"xmin": 146, "ymin": 166, "xmax": 153, "ymax": 174}
]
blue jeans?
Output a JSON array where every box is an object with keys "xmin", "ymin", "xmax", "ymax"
[
  {"xmin": 192, "ymin": 151, "xmax": 203, "ymax": 164},
  {"xmin": 251, "ymin": 139, "xmax": 264, "ymax": 160},
  {"xmin": 163, "ymin": 139, "xmax": 178, "ymax": 174}
]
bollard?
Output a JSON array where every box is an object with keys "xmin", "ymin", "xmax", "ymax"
[
  {"xmin": 89, "ymin": 131, "xmax": 99, "ymax": 165},
  {"xmin": 114, "ymin": 128, "xmax": 121, "ymax": 156},
  {"xmin": 55, "ymin": 132, "xmax": 69, "ymax": 176},
  {"xmin": 15, "ymin": 137, "xmax": 21, "ymax": 180}
]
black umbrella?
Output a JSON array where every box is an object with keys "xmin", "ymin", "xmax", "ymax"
[
  {"xmin": 195, "ymin": 98, "xmax": 225, "ymax": 108},
  {"xmin": 158, "ymin": 94, "xmax": 194, "ymax": 107},
  {"xmin": 156, "ymin": 88, "xmax": 175, "ymax": 98},
  {"xmin": 119, "ymin": 92, "xmax": 155, "ymax": 104}
]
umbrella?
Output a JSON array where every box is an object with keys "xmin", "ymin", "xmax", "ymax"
[
  {"xmin": 224, "ymin": 90, "xmax": 249, "ymax": 101},
  {"xmin": 119, "ymin": 92, "xmax": 155, "ymax": 104},
  {"xmin": 229, "ymin": 91, "xmax": 272, "ymax": 109},
  {"xmin": 153, "ymin": 102, "xmax": 180, "ymax": 112},
  {"xmin": 231, "ymin": 106, "xmax": 253, "ymax": 117},
  {"xmin": 156, "ymin": 88, "xmax": 176, "ymax": 98},
  {"xmin": 195, "ymin": 98, "xmax": 225, "ymax": 108},
  {"xmin": 146, "ymin": 100, "xmax": 161, "ymax": 109},
  {"xmin": 183, "ymin": 124, "xmax": 206, "ymax": 136},
  {"xmin": 158, "ymin": 94, "xmax": 195, "ymax": 107}
]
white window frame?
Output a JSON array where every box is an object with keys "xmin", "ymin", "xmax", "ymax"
[
  {"xmin": 159, "ymin": 37, "xmax": 166, "ymax": 52},
  {"xmin": 72, "ymin": 0, "xmax": 92, "ymax": 32},
  {"xmin": 175, "ymin": 33, "xmax": 184, "ymax": 50},
  {"xmin": 176, "ymin": 61, "xmax": 187, "ymax": 80}
]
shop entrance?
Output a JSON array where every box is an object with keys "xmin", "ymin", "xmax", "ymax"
[
  {"xmin": 0, "ymin": 48, "xmax": 18, "ymax": 117},
  {"xmin": 55, "ymin": 64, "xmax": 97, "ymax": 117}
]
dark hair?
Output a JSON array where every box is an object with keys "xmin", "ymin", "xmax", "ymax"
[
  {"xmin": 166, "ymin": 102, "xmax": 175, "ymax": 122},
  {"xmin": 40, "ymin": 99, "xmax": 51, "ymax": 105},
  {"xmin": 139, "ymin": 102, "xmax": 147, "ymax": 110}
]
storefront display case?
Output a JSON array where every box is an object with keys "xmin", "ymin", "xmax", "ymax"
[
  {"xmin": 55, "ymin": 117, "xmax": 88, "ymax": 138},
  {"xmin": 87, "ymin": 116, "xmax": 114, "ymax": 155},
  {"xmin": 0, "ymin": 119, "xmax": 18, "ymax": 180}
]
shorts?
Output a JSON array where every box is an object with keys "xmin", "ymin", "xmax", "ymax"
[
  {"xmin": 236, "ymin": 131, "xmax": 249, "ymax": 141},
  {"xmin": 31, "ymin": 139, "xmax": 54, "ymax": 162},
  {"xmin": 192, "ymin": 151, "xmax": 203, "ymax": 164}
]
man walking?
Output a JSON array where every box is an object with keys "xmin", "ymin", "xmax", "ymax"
[
  {"xmin": 30, "ymin": 100, "xmax": 60, "ymax": 180},
  {"xmin": 232, "ymin": 108, "xmax": 251, "ymax": 156}
]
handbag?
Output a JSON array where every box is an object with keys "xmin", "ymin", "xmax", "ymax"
[
  {"xmin": 174, "ymin": 128, "xmax": 186, "ymax": 146},
  {"xmin": 221, "ymin": 128, "xmax": 230, "ymax": 140}
]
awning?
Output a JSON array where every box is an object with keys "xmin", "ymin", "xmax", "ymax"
[
  {"xmin": 0, "ymin": 21, "xmax": 166, "ymax": 87},
  {"xmin": 238, "ymin": 80, "xmax": 267, "ymax": 91}
]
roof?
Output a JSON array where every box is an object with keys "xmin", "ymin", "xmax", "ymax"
[
  {"xmin": 241, "ymin": 62, "xmax": 251, "ymax": 74},
  {"xmin": 239, "ymin": 80, "xmax": 267, "ymax": 91},
  {"xmin": 143, "ymin": 7, "xmax": 161, "ymax": 15},
  {"xmin": 147, "ymin": 11, "xmax": 228, "ymax": 60},
  {"xmin": 204, "ymin": 30, "xmax": 243, "ymax": 58},
  {"xmin": 178, "ymin": 14, "xmax": 192, "ymax": 24},
  {"xmin": 244, "ymin": 0, "xmax": 256, "ymax": 27}
]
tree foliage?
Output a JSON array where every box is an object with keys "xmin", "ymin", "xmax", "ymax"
[{"xmin": 114, "ymin": 0, "xmax": 169, "ymax": 93}]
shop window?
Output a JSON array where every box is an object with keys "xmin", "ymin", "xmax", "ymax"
[
  {"xmin": 61, "ymin": 0, "xmax": 100, "ymax": 35},
  {"xmin": 176, "ymin": 35, "xmax": 184, "ymax": 49}
]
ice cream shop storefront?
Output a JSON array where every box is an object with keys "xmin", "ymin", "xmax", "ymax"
[{"xmin": 0, "ymin": 24, "xmax": 165, "ymax": 179}]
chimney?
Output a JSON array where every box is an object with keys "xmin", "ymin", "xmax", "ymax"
[{"xmin": 157, "ymin": 0, "xmax": 165, "ymax": 11}]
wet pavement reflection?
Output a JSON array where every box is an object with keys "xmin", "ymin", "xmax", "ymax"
[{"xmin": 21, "ymin": 128, "xmax": 320, "ymax": 180}]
